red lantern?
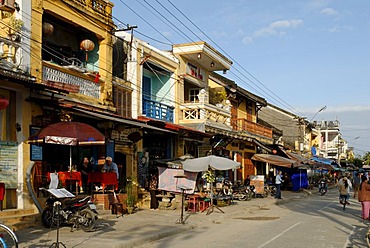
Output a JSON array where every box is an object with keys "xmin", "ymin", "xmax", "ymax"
[
  {"xmin": 0, "ymin": 98, "xmax": 9, "ymax": 110},
  {"xmin": 80, "ymin": 39, "xmax": 95, "ymax": 63}
]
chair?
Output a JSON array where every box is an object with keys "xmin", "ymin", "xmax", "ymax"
[
  {"xmin": 108, "ymin": 191, "xmax": 124, "ymax": 217},
  {"xmin": 0, "ymin": 183, "xmax": 5, "ymax": 211},
  {"xmin": 187, "ymin": 195, "xmax": 199, "ymax": 213},
  {"xmin": 199, "ymin": 198, "xmax": 210, "ymax": 212}
]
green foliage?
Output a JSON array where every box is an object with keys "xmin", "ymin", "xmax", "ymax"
[
  {"xmin": 362, "ymin": 152, "xmax": 370, "ymax": 165},
  {"xmin": 125, "ymin": 176, "xmax": 137, "ymax": 207}
]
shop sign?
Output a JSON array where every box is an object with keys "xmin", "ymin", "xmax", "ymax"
[
  {"xmin": 250, "ymin": 175, "xmax": 264, "ymax": 195},
  {"xmin": 0, "ymin": 141, "xmax": 18, "ymax": 188},
  {"xmin": 111, "ymin": 128, "xmax": 141, "ymax": 142}
]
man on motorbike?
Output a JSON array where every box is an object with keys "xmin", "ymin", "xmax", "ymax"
[{"xmin": 319, "ymin": 176, "xmax": 328, "ymax": 195}]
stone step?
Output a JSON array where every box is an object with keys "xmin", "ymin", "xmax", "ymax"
[{"xmin": 0, "ymin": 209, "xmax": 35, "ymax": 217}]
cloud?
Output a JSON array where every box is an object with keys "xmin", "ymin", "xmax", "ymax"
[
  {"xmin": 328, "ymin": 25, "xmax": 353, "ymax": 33},
  {"xmin": 253, "ymin": 19, "xmax": 303, "ymax": 37},
  {"xmin": 320, "ymin": 8, "xmax": 338, "ymax": 16},
  {"xmin": 329, "ymin": 26, "xmax": 340, "ymax": 33},
  {"xmin": 300, "ymin": 105, "xmax": 370, "ymax": 114},
  {"xmin": 161, "ymin": 31, "xmax": 172, "ymax": 37},
  {"xmin": 242, "ymin": 36, "xmax": 254, "ymax": 45}
]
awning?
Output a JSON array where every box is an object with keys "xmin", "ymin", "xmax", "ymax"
[
  {"xmin": 283, "ymin": 151, "xmax": 309, "ymax": 165},
  {"xmin": 251, "ymin": 154, "xmax": 298, "ymax": 168},
  {"xmin": 74, "ymin": 108, "xmax": 177, "ymax": 134},
  {"xmin": 309, "ymin": 156, "xmax": 340, "ymax": 170}
]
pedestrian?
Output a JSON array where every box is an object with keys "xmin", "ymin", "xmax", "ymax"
[
  {"xmin": 358, "ymin": 175, "xmax": 370, "ymax": 220},
  {"xmin": 338, "ymin": 176, "xmax": 352, "ymax": 204},
  {"xmin": 78, "ymin": 157, "xmax": 92, "ymax": 194},
  {"xmin": 353, "ymin": 172, "xmax": 361, "ymax": 198},
  {"xmin": 102, "ymin": 156, "xmax": 119, "ymax": 179},
  {"xmin": 275, "ymin": 170, "xmax": 284, "ymax": 199},
  {"xmin": 149, "ymin": 173, "xmax": 159, "ymax": 210}
]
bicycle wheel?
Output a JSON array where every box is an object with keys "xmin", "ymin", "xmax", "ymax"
[{"xmin": 0, "ymin": 224, "xmax": 18, "ymax": 248}]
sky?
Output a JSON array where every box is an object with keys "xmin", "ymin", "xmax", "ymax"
[{"xmin": 111, "ymin": 0, "xmax": 370, "ymax": 157}]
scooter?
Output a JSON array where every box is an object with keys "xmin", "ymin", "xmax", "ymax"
[
  {"xmin": 318, "ymin": 180, "xmax": 328, "ymax": 196},
  {"xmin": 40, "ymin": 188, "xmax": 98, "ymax": 232}
]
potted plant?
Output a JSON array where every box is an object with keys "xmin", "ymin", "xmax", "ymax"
[
  {"xmin": 125, "ymin": 177, "xmax": 137, "ymax": 214},
  {"xmin": 2, "ymin": 12, "xmax": 23, "ymax": 41}
]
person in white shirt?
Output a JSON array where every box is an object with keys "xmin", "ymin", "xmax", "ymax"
[{"xmin": 275, "ymin": 170, "xmax": 284, "ymax": 199}]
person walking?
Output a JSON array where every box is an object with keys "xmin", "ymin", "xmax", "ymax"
[
  {"xmin": 353, "ymin": 172, "xmax": 361, "ymax": 198},
  {"xmin": 275, "ymin": 170, "xmax": 284, "ymax": 199},
  {"xmin": 149, "ymin": 174, "xmax": 159, "ymax": 210},
  {"xmin": 358, "ymin": 175, "xmax": 370, "ymax": 220}
]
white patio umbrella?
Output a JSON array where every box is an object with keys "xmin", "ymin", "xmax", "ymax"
[
  {"xmin": 182, "ymin": 155, "xmax": 241, "ymax": 172},
  {"xmin": 182, "ymin": 155, "xmax": 240, "ymax": 215}
]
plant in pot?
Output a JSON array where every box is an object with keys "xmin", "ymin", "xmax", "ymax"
[
  {"xmin": 125, "ymin": 177, "xmax": 137, "ymax": 214},
  {"xmin": 2, "ymin": 12, "xmax": 23, "ymax": 41}
]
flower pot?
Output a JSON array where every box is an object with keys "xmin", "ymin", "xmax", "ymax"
[{"xmin": 127, "ymin": 206, "xmax": 134, "ymax": 214}]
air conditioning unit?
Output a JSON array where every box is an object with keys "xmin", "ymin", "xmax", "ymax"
[{"xmin": 0, "ymin": 0, "xmax": 15, "ymax": 11}]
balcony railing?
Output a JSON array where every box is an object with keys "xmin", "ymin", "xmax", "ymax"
[
  {"xmin": 64, "ymin": 0, "xmax": 113, "ymax": 22},
  {"xmin": 143, "ymin": 98, "xmax": 174, "ymax": 122},
  {"xmin": 0, "ymin": 36, "xmax": 21, "ymax": 70},
  {"xmin": 42, "ymin": 62, "xmax": 100, "ymax": 99},
  {"xmin": 179, "ymin": 102, "xmax": 231, "ymax": 126},
  {"xmin": 234, "ymin": 118, "xmax": 272, "ymax": 139}
]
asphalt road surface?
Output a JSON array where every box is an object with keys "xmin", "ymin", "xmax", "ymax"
[{"xmin": 138, "ymin": 190, "xmax": 369, "ymax": 248}]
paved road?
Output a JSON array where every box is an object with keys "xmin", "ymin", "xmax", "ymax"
[{"xmin": 137, "ymin": 190, "xmax": 369, "ymax": 248}]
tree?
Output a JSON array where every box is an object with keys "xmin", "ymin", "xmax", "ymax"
[{"xmin": 362, "ymin": 152, "xmax": 370, "ymax": 165}]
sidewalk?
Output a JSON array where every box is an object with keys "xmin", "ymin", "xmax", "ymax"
[{"xmin": 16, "ymin": 190, "xmax": 311, "ymax": 248}]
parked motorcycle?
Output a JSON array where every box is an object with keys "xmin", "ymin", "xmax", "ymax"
[
  {"xmin": 318, "ymin": 180, "xmax": 328, "ymax": 196},
  {"xmin": 40, "ymin": 188, "xmax": 98, "ymax": 232}
]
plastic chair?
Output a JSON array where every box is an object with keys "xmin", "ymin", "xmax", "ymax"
[
  {"xmin": 199, "ymin": 198, "xmax": 210, "ymax": 212},
  {"xmin": 108, "ymin": 192, "xmax": 124, "ymax": 217},
  {"xmin": 187, "ymin": 195, "xmax": 199, "ymax": 212},
  {"xmin": 0, "ymin": 183, "xmax": 5, "ymax": 211}
]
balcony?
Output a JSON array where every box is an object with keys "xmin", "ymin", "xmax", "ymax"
[
  {"xmin": 0, "ymin": 36, "xmax": 21, "ymax": 70},
  {"xmin": 179, "ymin": 102, "xmax": 231, "ymax": 128},
  {"xmin": 42, "ymin": 61, "xmax": 100, "ymax": 99},
  {"xmin": 63, "ymin": 0, "xmax": 113, "ymax": 23},
  {"xmin": 234, "ymin": 118, "xmax": 272, "ymax": 139},
  {"xmin": 143, "ymin": 98, "xmax": 174, "ymax": 122}
]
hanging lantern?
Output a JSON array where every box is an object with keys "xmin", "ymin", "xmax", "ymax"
[
  {"xmin": 42, "ymin": 22, "xmax": 54, "ymax": 37},
  {"xmin": 80, "ymin": 39, "xmax": 95, "ymax": 64},
  {"xmin": 0, "ymin": 97, "xmax": 9, "ymax": 110}
]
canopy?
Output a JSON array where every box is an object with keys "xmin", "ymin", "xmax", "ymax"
[
  {"xmin": 309, "ymin": 156, "xmax": 340, "ymax": 170},
  {"xmin": 27, "ymin": 121, "xmax": 105, "ymax": 146},
  {"xmin": 182, "ymin": 155, "xmax": 240, "ymax": 172},
  {"xmin": 284, "ymin": 151, "xmax": 309, "ymax": 165},
  {"xmin": 251, "ymin": 154, "xmax": 297, "ymax": 168}
]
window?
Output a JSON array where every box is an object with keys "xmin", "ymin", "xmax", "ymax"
[
  {"xmin": 113, "ymin": 86, "xmax": 132, "ymax": 118},
  {"xmin": 189, "ymin": 89, "xmax": 199, "ymax": 103}
]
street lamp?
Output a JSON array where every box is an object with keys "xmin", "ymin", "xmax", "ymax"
[{"xmin": 310, "ymin": 106, "xmax": 327, "ymax": 121}]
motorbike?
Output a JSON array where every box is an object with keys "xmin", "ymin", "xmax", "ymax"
[
  {"xmin": 318, "ymin": 180, "xmax": 328, "ymax": 196},
  {"xmin": 40, "ymin": 188, "xmax": 98, "ymax": 232}
]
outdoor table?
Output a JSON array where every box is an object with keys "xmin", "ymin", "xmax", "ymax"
[
  {"xmin": 47, "ymin": 171, "xmax": 82, "ymax": 195},
  {"xmin": 88, "ymin": 172, "xmax": 118, "ymax": 190}
]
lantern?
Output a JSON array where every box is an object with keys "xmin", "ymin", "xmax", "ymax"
[
  {"xmin": 0, "ymin": 98, "xmax": 9, "ymax": 110},
  {"xmin": 42, "ymin": 22, "xmax": 54, "ymax": 37},
  {"xmin": 80, "ymin": 39, "xmax": 95, "ymax": 64}
]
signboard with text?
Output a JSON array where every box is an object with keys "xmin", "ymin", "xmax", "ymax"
[
  {"xmin": 250, "ymin": 175, "xmax": 265, "ymax": 195},
  {"xmin": 0, "ymin": 141, "xmax": 18, "ymax": 188}
]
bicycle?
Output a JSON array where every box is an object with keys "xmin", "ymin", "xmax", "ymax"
[{"xmin": 0, "ymin": 223, "xmax": 18, "ymax": 248}]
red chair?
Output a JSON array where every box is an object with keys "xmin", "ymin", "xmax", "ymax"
[
  {"xmin": 187, "ymin": 195, "xmax": 199, "ymax": 212},
  {"xmin": 0, "ymin": 183, "xmax": 5, "ymax": 211},
  {"xmin": 199, "ymin": 198, "xmax": 210, "ymax": 212}
]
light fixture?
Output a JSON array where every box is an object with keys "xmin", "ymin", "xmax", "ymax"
[
  {"xmin": 197, "ymin": 53, "xmax": 201, "ymax": 59},
  {"xmin": 80, "ymin": 39, "xmax": 95, "ymax": 65},
  {"xmin": 210, "ymin": 61, "xmax": 215, "ymax": 67},
  {"xmin": 223, "ymin": 69, "xmax": 227, "ymax": 74},
  {"xmin": 42, "ymin": 22, "xmax": 54, "ymax": 37}
]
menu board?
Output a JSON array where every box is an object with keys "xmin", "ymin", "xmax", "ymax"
[
  {"xmin": 0, "ymin": 141, "xmax": 18, "ymax": 188},
  {"xmin": 30, "ymin": 126, "xmax": 43, "ymax": 161},
  {"xmin": 250, "ymin": 175, "xmax": 265, "ymax": 195}
]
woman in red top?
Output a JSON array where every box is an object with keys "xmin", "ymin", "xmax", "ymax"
[{"xmin": 358, "ymin": 175, "xmax": 370, "ymax": 220}]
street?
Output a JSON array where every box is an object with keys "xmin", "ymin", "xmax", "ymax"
[{"xmin": 137, "ymin": 190, "xmax": 369, "ymax": 248}]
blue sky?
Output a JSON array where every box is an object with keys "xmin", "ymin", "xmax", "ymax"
[{"xmin": 111, "ymin": 0, "xmax": 370, "ymax": 156}]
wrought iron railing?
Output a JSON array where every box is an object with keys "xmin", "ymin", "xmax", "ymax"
[{"xmin": 142, "ymin": 98, "xmax": 174, "ymax": 122}]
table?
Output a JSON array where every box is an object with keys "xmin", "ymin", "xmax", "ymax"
[
  {"xmin": 47, "ymin": 171, "xmax": 82, "ymax": 195},
  {"xmin": 88, "ymin": 172, "xmax": 118, "ymax": 190}
]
